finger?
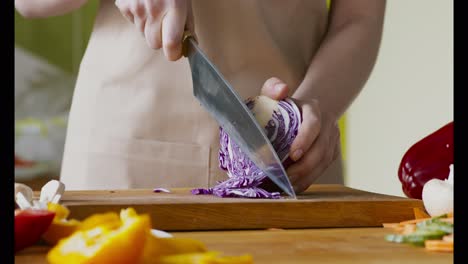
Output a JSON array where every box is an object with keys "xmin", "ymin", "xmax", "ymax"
[
  {"xmin": 130, "ymin": 0, "xmax": 146, "ymax": 18},
  {"xmin": 289, "ymin": 146, "xmax": 331, "ymax": 193},
  {"xmin": 186, "ymin": 0, "xmax": 196, "ymax": 36},
  {"xmin": 161, "ymin": 8, "xmax": 186, "ymax": 61},
  {"xmin": 115, "ymin": 0, "xmax": 125, "ymax": 10},
  {"xmin": 124, "ymin": 11, "xmax": 135, "ymax": 23},
  {"xmin": 144, "ymin": 16, "xmax": 162, "ymax": 49},
  {"xmin": 115, "ymin": 0, "xmax": 135, "ymax": 23},
  {"xmin": 289, "ymin": 102, "xmax": 321, "ymax": 161},
  {"xmin": 131, "ymin": 1, "xmax": 146, "ymax": 33},
  {"xmin": 134, "ymin": 16, "xmax": 147, "ymax": 34},
  {"xmin": 294, "ymin": 139, "xmax": 338, "ymax": 193},
  {"xmin": 291, "ymin": 157, "xmax": 325, "ymax": 193},
  {"xmin": 144, "ymin": 0, "xmax": 163, "ymax": 18},
  {"xmin": 260, "ymin": 77, "xmax": 289, "ymax": 100},
  {"xmin": 287, "ymin": 133, "xmax": 326, "ymax": 184},
  {"xmin": 289, "ymin": 121, "xmax": 340, "ymax": 193}
]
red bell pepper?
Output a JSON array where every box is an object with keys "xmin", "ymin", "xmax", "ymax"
[
  {"xmin": 15, "ymin": 209, "xmax": 55, "ymax": 252},
  {"xmin": 397, "ymin": 121, "xmax": 454, "ymax": 199}
]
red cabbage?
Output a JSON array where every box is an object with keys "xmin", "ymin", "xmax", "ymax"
[
  {"xmin": 153, "ymin": 188, "xmax": 171, "ymax": 193},
  {"xmin": 193, "ymin": 96, "xmax": 302, "ymax": 199}
]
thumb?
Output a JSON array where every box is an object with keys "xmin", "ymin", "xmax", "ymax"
[{"xmin": 260, "ymin": 77, "xmax": 289, "ymax": 100}]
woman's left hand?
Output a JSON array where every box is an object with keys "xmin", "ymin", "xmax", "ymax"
[{"xmin": 261, "ymin": 77, "xmax": 341, "ymax": 193}]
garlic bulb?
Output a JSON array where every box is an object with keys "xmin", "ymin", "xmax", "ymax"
[{"xmin": 422, "ymin": 164, "xmax": 454, "ymax": 217}]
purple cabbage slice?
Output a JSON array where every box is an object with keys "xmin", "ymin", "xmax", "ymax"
[
  {"xmin": 153, "ymin": 188, "xmax": 171, "ymax": 193},
  {"xmin": 193, "ymin": 95, "xmax": 302, "ymax": 199}
]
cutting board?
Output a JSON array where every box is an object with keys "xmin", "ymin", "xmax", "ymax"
[{"xmin": 47, "ymin": 184, "xmax": 424, "ymax": 231}]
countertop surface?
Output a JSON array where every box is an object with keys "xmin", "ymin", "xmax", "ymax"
[{"xmin": 15, "ymin": 227, "xmax": 453, "ymax": 264}]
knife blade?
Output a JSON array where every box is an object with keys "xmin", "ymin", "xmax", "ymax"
[{"xmin": 182, "ymin": 32, "xmax": 296, "ymax": 199}]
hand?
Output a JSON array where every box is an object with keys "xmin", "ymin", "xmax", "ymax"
[
  {"xmin": 261, "ymin": 77, "xmax": 341, "ymax": 193},
  {"xmin": 115, "ymin": 0, "xmax": 194, "ymax": 61}
]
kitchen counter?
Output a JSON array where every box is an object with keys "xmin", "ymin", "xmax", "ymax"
[
  {"xmin": 14, "ymin": 185, "xmax": 452, "ymax": 263},
  {"xmin": 15, "ymin": 227, "xmax": 453, "ymax": 263}
]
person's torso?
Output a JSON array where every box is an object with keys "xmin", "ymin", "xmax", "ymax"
[{"xmin": 60, "ymin": 0, "xmax": 333, "ymax": 190}]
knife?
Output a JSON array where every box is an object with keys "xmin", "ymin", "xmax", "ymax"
[{"xmin": 182, "ymin": 31, "xmax": 296, "ymax": 199}]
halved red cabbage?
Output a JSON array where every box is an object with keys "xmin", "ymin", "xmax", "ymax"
[{"xmin": 192, "ymin": 95, "xmax": 302, "ymax": 199}]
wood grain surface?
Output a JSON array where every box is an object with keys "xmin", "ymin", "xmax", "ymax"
[
  {"xmin": 15, "ymin": 227, "xmax": 453, "ymax": 264},
  {"xmin": 34, "ymin": 184, "xmax": 424, "ymax": 231}
]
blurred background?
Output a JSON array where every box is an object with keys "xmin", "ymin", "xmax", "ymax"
[
  {"xmin": 14, "ymin": 0, "xmax": 453, "ymax": 196},
  {"xmin": 14, "ymin": 0, "xmax": 99, "ymax": 189}
]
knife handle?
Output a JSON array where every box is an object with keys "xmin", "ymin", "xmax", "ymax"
[{"xmin": 182, "ymin": 30, "xmax": 196, "ymax": 57}]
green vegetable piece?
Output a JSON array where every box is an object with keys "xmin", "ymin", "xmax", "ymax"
[
  {"xmin": 416, "ymin": 218, "xmax": 453, "ymax": 234},
  {"xmin": 403, "ymin": 230, "xmax": 446, "ymax": 247},
  {"xmin": 385, "ymin": 230, "xmax": 447, "ymax": 247},
  {"xmin": 385, "ymin": 234, "xmax": 404, "ymax": 243}
]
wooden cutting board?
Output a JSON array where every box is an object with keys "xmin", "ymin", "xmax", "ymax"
[{"xmin": 46, "ymin": 184, "xmax": 424, "ymax": 231}]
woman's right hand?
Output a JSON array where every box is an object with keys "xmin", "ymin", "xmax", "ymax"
[{"xmin": 115, "ymin": 0, "xmax": 194, "ymax": 61}]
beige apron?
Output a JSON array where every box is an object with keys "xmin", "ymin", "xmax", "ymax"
[{"xmin": 60, "ymin": 0, "xmax": 343, "ymax": 190}]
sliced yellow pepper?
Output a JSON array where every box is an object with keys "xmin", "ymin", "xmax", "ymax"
[
  {"xmin": 77, "ymin": 212, "xmax": 121, "ymax": 231},
  {"xmin": 43, "ymin": 203, "xmax": 122, "ymax": 245},
  {"xmin": 42, "ymin": 203, "xmax": 81, "ymax": 245},
  {"xmin": 47, "ymin": 208, "xmax": 151, "ymax": 264},
  {"xmin": 42, "ymin": 218, "xmax": 81, "ymax": 245},
  {"xmin": 46, "ymin": 207, "xmax": 252, "ymax": 264},
  {"xmin": 159, "ymin": 252, "xmax": 254, "ymax": 264},
  {"xmin": 140, "ymin": 235, "xmax": 207, "ymax": 264},
  {"xmin": 48, "ymin": 203, "xmax": 71, "ymax": 219}
]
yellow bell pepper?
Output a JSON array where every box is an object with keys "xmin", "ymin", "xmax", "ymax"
[
  {"xmin": 43, "ymin": 203, "xmax": 122, "ymax": 245},
  {"xmin": 47, "ymin": 202, "xmax": 70, "ymax": 219},
  {"xmin": 47, "ymin": 207, "xmax": 252, "ymax": 264},
  {"xmin": 47, "ymin": 208, "xmax": 151, "ymax": 264},
  {"xmin": 140, "ymin": 234, "xmax": 207, "ymax": 264},
  {"xmin": 159, "ymin": 252, "xmax": 254, "ymax": 264},
  {"xmin": 77, "ymin": 212, "xmax": 121, "ymax": 231},
  {"xmin": 42, "ymin": 203, "xmax": 81, "ymax": 245},
  {"xmin": 42, "ymin": 218, "xmax": 81, "ymax": 245}
]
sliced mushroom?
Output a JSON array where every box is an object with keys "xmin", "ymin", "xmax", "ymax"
[
  {"xmin": 16, "ymin": 192, "xmax": 32, "ymax": 209},
  {"xmin": 40, "ymin": 180, "xmax": 65, "ymax": 204},
  {"xmin": 15, "ymin": 183, "xmax": 33, "ymax": 209}
]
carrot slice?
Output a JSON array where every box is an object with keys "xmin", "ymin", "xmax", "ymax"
[
  {"xmin": 382, "ymin": 223, "xmax": 406, "ymax": 234},
  {"xmin": 382, "ymin": 223, "xmax": 399, "ymax": 228},
  {"xmin": 425, "ymin": 240, "xmax": 453, "ymax": 252},
  {"xmin": 442, "ymin": 234, "xmax": 453, "ymax": 242},
  {"xmin": 399, "ymin": 217, "xmax": 431, "ymax": 225},
  {"xmin": 402, "ymin": 224, "xmax": 416, "ymax": 235},
  {"xmin": 413, "ymin": 208, "xmax": 430, "ymax": 219}
]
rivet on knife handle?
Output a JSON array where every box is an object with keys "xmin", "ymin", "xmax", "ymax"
[{"xmin": 182, "ymin": 30, "xmax": 195, "ymax": 58}]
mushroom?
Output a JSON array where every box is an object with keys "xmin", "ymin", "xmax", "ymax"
[
  {"xmin": 40, "ymin": 180, "xmax": 65, "ymax": 204},
  {"xmin": 15, "ymin": 183, "xmax": 33, "ymax": 209}
]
